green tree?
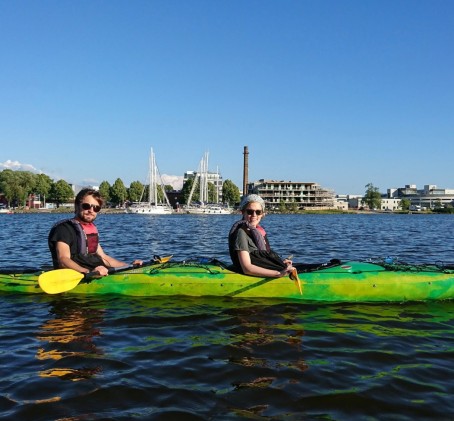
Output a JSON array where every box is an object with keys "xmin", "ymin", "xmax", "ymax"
[
  {"xmin": 182, "ymin": 178, "xmax": 199, "ymax": 204},
  {"xmin": 128, "ymin": 181, "xmax": 144, "ymax": 202},
  {"xmin": 49, "ymin": 180, "xmax": 74, "ymax": 207},
  {"xmin": 0, "ymin": 170, "xmax": 37, "ymax": 207},
  {"xmin": 399, "ymin": 198, "xmax": 411, "ymax": 211},
  {"xmin": 156, "ymin": 185, "xmax": 166, "ymax": 203},
  {"xmin": 0, "ymin": 169, "xmax": 17, "ymax": 206},
  {"xmin": 17, "ymin": 171, "xmax": 37, "ymax": 206},
  {"xmin": 208, "ymin": 182, "xmax": 217, "ymax": 203},
  {"xmin": 433, "ymin": 199, "xmax": 443, "ymax": 211},
  {"xmin": 98, "ymin": 181, "xmax": 111, "ymax": 204},
  {"xmin": 362, "ymin": 183, "xmax": 382, "ymax": 210},
  {"xmin": 287, "ymin": 202, "xmax": 299, "ymax": 213},
  {"xmin": 222, "ymin": 179, "xmax": 240, "ymax": 206},
  {"xmin": 110, "ymin": 178, "xmax": 127, "ymax": 207},
  {"xmin": 34, "ymin": 173, "xmax": 53, "ymax": 206}
]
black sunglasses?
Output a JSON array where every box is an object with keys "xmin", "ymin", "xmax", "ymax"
[
  {"xmin": 81, "ymin": 203, "xmax": 101, "ymax": 213},
  {"xmin": 246, "ymin": 209, "xmax": 263, "ymax": 216}
]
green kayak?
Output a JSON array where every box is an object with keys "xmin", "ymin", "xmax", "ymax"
[{"xmin": 1, "ymin": 259, "xmax": 453, "ymax": 302}]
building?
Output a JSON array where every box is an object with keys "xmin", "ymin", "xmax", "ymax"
[
  {"xmin": 388, "ymin": 184, "xmax": 454, "ymax": 210},
  {"xmin": 183, "ymin": 170, "xmax": 224, "ymax": 203},
  {"xmin": 380, "ymin": 197, "xmax": 401, "ymax": 211},
  {"xmin": 247, "ymin": 179, "xmax": 335, "ymax": 210}
]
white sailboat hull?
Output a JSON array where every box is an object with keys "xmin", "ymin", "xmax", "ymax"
[
  {"xmin": 126, "ymin": 204, "xmax": 172, "ymax": 214},
  {"xmin": 185, "ymin": 205, "xmax": 231, "ymax": 215}
]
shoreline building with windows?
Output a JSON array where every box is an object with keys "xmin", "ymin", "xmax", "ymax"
[
  {"xmin": 246, "ymin": 179, "xmax": 336, "ymax": 210},
  {"xmin": 388, "ymin": 184, "xmax": 454, "ymax": 210},
  {"xmin": 183, "ymin": 170, "xmax": 224, "ymax": 203}
]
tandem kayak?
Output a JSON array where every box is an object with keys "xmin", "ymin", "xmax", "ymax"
[{"xmin": 0, "ymin": 258, "xmax": 454, "ymax": 302}]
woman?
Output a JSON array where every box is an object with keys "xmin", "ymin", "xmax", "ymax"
[{"xmin": 228, "ymin": 194, "xmax": 294, "ymax": 277}]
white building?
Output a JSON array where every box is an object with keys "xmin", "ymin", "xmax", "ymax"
[
  {"xmin": 388, "ymin": 184, "xmax": 454, "ymax": 209},
  {"xmin": 183, "ymin": 170, "xmax": 224, "ymax": 202}
]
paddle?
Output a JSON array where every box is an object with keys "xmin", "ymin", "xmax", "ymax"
[
  {"xmin": 290, "ymin": 268, "xmax": 303, "ymax": 295},
  {"xmin": 285, "ymin": 255, "xmax": 302, "ymax": 295},
  {"xmin": 38, "ymin": 255, "xmax": 172, "ymax": 295}
]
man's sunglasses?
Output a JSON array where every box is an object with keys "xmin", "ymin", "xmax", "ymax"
[
  {"xmin": 81, "ymin": 203, "xmax": 101, "ymax": 213},
  {"xmin": 246, "ymin": 209, "xmax": 263, "ymax": 216}
]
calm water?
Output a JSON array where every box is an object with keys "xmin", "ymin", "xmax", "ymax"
[{"xmin": 0, "ymin": 213, "xmax": 453, "ymax": 420}]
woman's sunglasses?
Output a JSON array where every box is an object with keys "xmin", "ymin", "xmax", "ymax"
[
  {"xmin": 81, "ymin": 203, "xmax": 101, "ymax": 213},
  {"xmin": 246, "ymin": 209, "xmax": 263, "ymax": 216}
]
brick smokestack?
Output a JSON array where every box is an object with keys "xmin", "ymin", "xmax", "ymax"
[{"xmin": 243, "ymin": 146, "xmax": 249, "ymax": 196}]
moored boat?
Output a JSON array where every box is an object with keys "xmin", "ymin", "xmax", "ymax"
[
  {"xmin": 125, "ymin": 148, "xmax": 173, "ymax": 215},
  {"xmin": 184, "ymin": 152, "xmax": 232, "ymax": 215},
  {"xmin": 1, "ymin": 259, "xmax": 453, "ymax": 302}
]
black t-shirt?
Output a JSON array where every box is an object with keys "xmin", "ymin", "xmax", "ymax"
[
  {"xmin": 229, "ymin": 226, "xmax": 285, "ymax": 273},
  {"xmin": 48, "ymin": 220, "xmax": 105, "ymax": 270}
]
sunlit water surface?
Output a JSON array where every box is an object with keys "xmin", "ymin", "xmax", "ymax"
[{"xmin": 0, "ymin": 213, "xmax": 453, "ymax": 420}]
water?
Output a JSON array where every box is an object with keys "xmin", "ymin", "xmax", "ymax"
[{"xmin": 0, "ymin": 213, "xmax": 453, "ymax": 420}]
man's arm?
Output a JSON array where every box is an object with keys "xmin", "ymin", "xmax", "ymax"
[{"xmin": 55, "ymin": 241, "xmax": 91, "ymax": 273}]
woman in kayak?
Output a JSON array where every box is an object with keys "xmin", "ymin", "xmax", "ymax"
[
  {"xmin": 48, "ymin": 188, "xmax": 142, "ymax": 276},
  {"xmin": 228, "ymin": 194, "xmax": 295, "ymax": 277}
]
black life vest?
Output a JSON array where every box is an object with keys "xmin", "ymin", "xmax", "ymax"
[
  {"xmin": 228, "ymin": 221, "xmax": 286, "ymax": 273},
  {"xmin": 49, "ymin": 218, "xmax": 103, "ymax": 270}
]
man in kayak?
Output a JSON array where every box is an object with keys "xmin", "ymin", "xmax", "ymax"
[
  {"xmin": 228, "ymin": 194, "xmax": 295, "ymax": 277},
  {"xmin": 48, "ymin": 188, "xmax": 142, "ymax": 276}
]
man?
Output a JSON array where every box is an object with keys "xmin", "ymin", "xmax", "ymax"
[{"xmin": 48, "ymin": 188, "xmax": 142, "ymax": 275}]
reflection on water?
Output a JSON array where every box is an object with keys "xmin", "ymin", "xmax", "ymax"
[
  {"xmin": 36, "ymin": 299, "xmax": 104, "ymax": 382},
  {"xmin": 0, "ymin": 294, "xmax": 452, "ymax": 419}
]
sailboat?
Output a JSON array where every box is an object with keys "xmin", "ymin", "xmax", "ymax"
[
  {"xmin": 126, "ymin": 149, "xmax": 173, "ymax": 215},
  {"xmin": 184, "ymin": 152, "xmax": 231, "ymax": 215}
]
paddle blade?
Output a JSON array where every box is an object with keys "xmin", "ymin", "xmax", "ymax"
[
  {"xmin": 38, "ymin": 269, "xmax": 85, "ymax": 294},
  {"xmin": 153, "ymin": 255, "xmax": 173, "ymax": 264},
  {"xmin": 291, "ymin": 268, "xmax": 303, "ymax": 296}
]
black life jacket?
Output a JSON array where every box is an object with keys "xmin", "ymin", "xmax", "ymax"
[
  {"xmin": 52, "ymin": 218, "xmax": 90, "ymax": 254},
  {"xmin": 49, "ymin": 218, "xmax": 103, "ymax": 270},
  {"xmin": 228, "ymin": 221, "xmax": 286, "ymax": 273}
]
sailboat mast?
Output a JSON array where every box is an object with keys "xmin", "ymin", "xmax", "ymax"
[
  {"xmin": 200, "ymin": 152, "xmax": 209, "ymax": 204},
  {"xmin": 149, "ymin": 148, "xmax": 158, "ymax": 205}
]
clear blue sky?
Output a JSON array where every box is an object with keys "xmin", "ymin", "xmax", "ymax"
[{"xmin": 1, "ymin": 0, "xmax": 453, "ymax": 195}]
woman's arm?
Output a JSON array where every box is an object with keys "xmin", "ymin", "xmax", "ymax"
[{"xmin": 237, "ymin": 250, "xmax": 293, "ymax": 278}]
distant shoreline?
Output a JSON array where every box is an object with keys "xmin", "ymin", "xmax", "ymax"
[{"xmin": 3, "ymin": 207, "xmax": 437, "ymax": 215}]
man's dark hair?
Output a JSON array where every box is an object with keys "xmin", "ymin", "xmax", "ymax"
[{"xmin": 74, "ymin": 188, "xmax": 104, "ymax": 207}]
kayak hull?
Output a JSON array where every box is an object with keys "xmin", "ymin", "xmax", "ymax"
[{"xmin": 1, "ymin": 261, "xmax": 454, "ymax": 302}]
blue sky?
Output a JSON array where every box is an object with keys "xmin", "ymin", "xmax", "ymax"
[{"xmin": 1, "ymin": 0, "xmax": 453, "ymax": 195}]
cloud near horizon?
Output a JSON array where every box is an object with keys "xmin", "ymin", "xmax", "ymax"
[
  {"xmin": 1, "ymin": 160, "xmax": 184, "ymax": 190},
  {"xmin": 161, "ymin": 174, "xmax": 184, "ymax": 190},
  {"xmin": 0, "ymin": 160, "xmax": 40, "ymax": 173}
]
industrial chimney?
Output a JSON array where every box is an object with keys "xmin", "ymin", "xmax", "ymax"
[{"xmin": 243, "ymin": 146, "xmax": 249, "ymax": 196}]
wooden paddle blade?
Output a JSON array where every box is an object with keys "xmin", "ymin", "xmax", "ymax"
[
  {"xmin": 291, "ymin": 268, "xmax": 303, "ymax": 296},
  {"xmin": 153, "ymin": 255, "xmax": 173, "ymax": 264},
  {"xmin": 38, "ymin": 269, "xmax": 85, "ymax": 294}
]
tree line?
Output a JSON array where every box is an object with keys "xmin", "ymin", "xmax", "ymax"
[{"xmin": 0, "ymin": 169, "xmax": 241, "ymax": 208}]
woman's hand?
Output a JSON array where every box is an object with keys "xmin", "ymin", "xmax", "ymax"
[
  {"xmin": 277, "ymin": 265, "xmax": 294, "ymax": 277},
  {"xmin": 94, "ymin": 265, "xmax": 109, "ymax": 276},
  {"xmin": 283, "ymin": 254, "xmax": 293, "ymax": 266}
]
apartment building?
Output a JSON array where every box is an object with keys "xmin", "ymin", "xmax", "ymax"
[{"xmin": 247, "ymin": 179, "xmax": 335, "ymax": 210}]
